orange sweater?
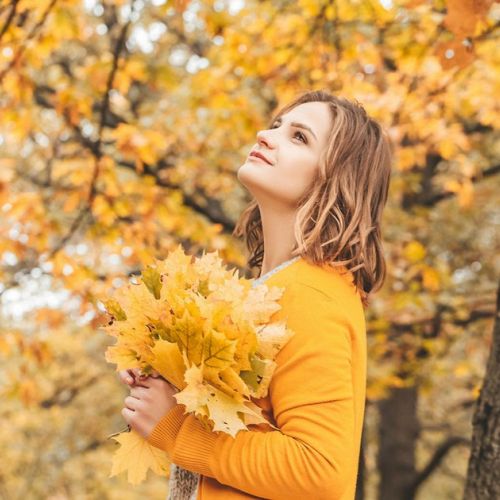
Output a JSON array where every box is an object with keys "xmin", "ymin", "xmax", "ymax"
[{"xmin": 146, "ymin": 256, "xmax": 367, "ymax": 499}]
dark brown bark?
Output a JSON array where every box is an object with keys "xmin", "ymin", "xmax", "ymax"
[
  {"xmin": 355, "ymin": 422, "xmax": 366, "ymax": 500},
  {"xmin": 463, "ymin": 279, "xmax": 500, "ymax": 499},
  {"xmin": 377, "ymin": 386, "xmax": 420, "ymax": 500}
]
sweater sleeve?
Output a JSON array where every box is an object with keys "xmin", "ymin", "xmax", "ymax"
[{"xmin": 146, "ymin": 282, "xmax": 356, "ymax": 499}]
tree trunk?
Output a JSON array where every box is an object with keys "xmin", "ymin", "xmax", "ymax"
[
  {"xmin": 377, "ymin": 385, "xmax": 420, "ymax": 500},
  {"xmin": 463, "ymin": 279, "xmax": 500, "ymax": 499},
  {"xmin": 355, "ymin": 421, "xmax": 366, "ymax": 500}
]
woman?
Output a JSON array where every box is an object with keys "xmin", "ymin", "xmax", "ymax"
[{"xmin": 118, "ymin": 89, "xmax": 393, "ymax": 499}]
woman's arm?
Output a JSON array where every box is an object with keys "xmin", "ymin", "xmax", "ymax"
[{"xmin": 145, "ymin": 283, "xmax": 358, "ymax": 499}]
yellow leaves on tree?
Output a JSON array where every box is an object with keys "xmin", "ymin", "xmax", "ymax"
[
  {"xmin": 436, "ymin": 0, "xmax": 495, "ymax": 68},
  {"xmin": 110, "ymin": 124, "xmax": 176, "ymax": 173}
]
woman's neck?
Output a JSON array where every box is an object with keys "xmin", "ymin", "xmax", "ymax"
[{"xmin": 259, "ymin": 206, "xmax": 298, "ymax": 277}]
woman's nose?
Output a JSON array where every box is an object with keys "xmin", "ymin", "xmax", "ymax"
[{"xmin": 256, "ymin": 129, "xmax": 275, "ymax": 149}]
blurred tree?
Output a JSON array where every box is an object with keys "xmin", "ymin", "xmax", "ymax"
[{"xmin": 463, "ymin": 280, "xmax": 500, "ymax": 500}]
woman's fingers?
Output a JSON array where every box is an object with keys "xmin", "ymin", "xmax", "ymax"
[
  {"xmin": 124, "ymin": 395, "xmax": 139, "ymax": 410},
  {"xmin": 118, "ymin": 367, "xmax": 162, "ymax": 386},
  {"xmin": 118, "ymin": 369, "xmax": 136, "ymax": 385},
  {"xmin": 130, "ymin": 386, "xmax": 148, "ymax": 398},
  {"xmin": 137, "ymin": 368, "xmax": 161, "ymax": 379}
]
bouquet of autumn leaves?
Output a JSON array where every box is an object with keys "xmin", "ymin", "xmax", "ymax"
[{"xmin": 100, "ymin": 245, "xmax": 295, "ymax": 484}]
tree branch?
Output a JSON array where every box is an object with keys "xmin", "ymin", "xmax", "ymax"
[
  {"xmin": 0, "ymin": 0, "xmax": 58, "ymax": 84},
  {"xmin": 408, "ymin": 436, "xmax": 471, "ymax": 496},
  {"xmin": 39, "ymin": 375, "xmax": 99, "ymax": 409},
  {"xmin": 0, "ymin": 0, "xmax": 20, "ymax": 43},
  {"xmin": 46, "ymin": 4, "xmax": 134, "ymax": 260}
]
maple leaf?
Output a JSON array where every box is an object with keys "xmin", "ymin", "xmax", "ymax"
[
  {"xmin": 193, "ymin": 249, "xmax": 233, "ymax": 284},
  {"xmin": 103, "ymin": 319, "xmax": 156, "ymax": 369},
  {"xmin": 101, "ymin": 298, "xmax": 127, "ymax": 321},
  {"xmin": 174, "ymin": 360, "xmax": 273, "ymax": 437},
  {"xmin": 202, "ymin": 328, "xmax": 238, "ymax": 372},
  {"xmin": 170, "ymin": 309, "xmax": 205, "ymax": 365},
  {"xmin": 218, "ymin": 366, "xmax": 251, "ymax": 400},
  {"xmin": 141, "ymin": 265, "xmax": 162, "ymax": 299},
  {"xmin": 104, "ymin": 344, "xmax": 141, "ymax": 371},
  {"xmin": 240, "ymin": 400, "xmax": 279, "ymax": 430},
  {"xmin": 231, "ymin": 322, "xmax": 258, "ymax": 372},
  {"xmin": 103, "ymin": 281, "xmax": 165, "ymax": 326},
  {"xmin": 204, "ymin": 383, "xmax": 278, "ymax": 436},
  {"xmin": 149, "ymin": 339, "xmax": 187, "ymax": 390},
  {"xmin": 159, "ymin": 282, "xmax": 193, "ymax": 319},
  {"xmin": 110, "ymin": 429, "xmax": 170, "ymax": 485},
  {"xmin": 241, "ymin": 284, "xmax": 285, "ymax": 324},
  {"xmin": 255, "ymin": 321, "xmax": 295, "ymax": 359},
  {"xmin": 146, "ymin": 316, "xmax": 176, "ymax": 343},
  {"xmin": 173, "ymin": 362, "xmax": 212, "ymax": 415},
  {"xmin": 240, "ymin": 354, "xmax": 277, "ymax": 399}
]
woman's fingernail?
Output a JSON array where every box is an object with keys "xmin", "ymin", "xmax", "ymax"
[{"xmin": 127, "ymin": 377, "xmax": 133, "ymax": 383}]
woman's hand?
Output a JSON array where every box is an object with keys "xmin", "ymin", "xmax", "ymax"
[
  {"xmin": 121, "ymin": 375, "xmax": 180, "ymax": 439},
  {"xmin": 118, "ymin": 368, "xmax": 161, "ymax": 387}
]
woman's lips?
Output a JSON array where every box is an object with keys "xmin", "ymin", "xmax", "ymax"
[{"xmin": 248, "ymin": 152, "xmax": 273, "ymax": 165}]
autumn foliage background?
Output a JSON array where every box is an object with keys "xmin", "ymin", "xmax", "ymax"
[{"xmin": 0, "ymin": 0, "xmax": 499, "ymax": 498}]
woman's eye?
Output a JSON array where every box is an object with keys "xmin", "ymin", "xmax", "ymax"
[
  {"xmin": 294, "ymin": 131, "xmax": 307, "ymax": 143},
  {"xmin": 269, "ymin": 123, "xmax": 307, "ymax": 143}
]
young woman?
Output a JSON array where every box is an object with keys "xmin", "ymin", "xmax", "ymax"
[{"xmin": 118, "ymin": 89, "xmax": 393, "ymax": 499}]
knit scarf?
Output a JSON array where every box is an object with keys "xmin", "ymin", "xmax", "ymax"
[{"xmin": 168, "ymin": 463, "xmax": 200, "ymax": 500}]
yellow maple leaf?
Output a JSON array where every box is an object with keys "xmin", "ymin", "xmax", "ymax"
[
  {"xmin": 240, "ymin": 354, "xmax": 277, "ymax": 399},
  {"xmin": 231, "ymin": 322, "xmax": 258, "ymax": 372},
  {"xmin": 103, "ymin": 280, "xmax": 165, "ymax": 327},
  {"xmin": 255, "ymin": 321, "xmax": 295, "ymax": 360},
  {"xmin": 241, "ymin": 284, "xmax": 285, "ymax": 324},
  {"xmin": 150, "ymin": 339, "xmax": 187, "ymax": 390},
  {"xmin": 205, "ymin": 385, "xmax": 275, "ymax": 437},
  {"xmin": 103, "ymin": 320, "xmax": 155, "ymax": 364},
  {"xmin": 174, "ymin": 360, "xmax": 274, "ymax": 437},
  {"xmin": 218, "ymin": 366, "xmax": 251, "ymax": 400},
  {"xmin": 110, "ymin": 429, "xmax": 170, "ymax": 485},
  {"xmin": 101, "ymin": 298, "xmax": 127, "ymax": 321},
  {"xmin": 173, "ymin": 362, "xmax": 212, "ymax": 415},
  {"xmin": 170, "ymin": 309, "xmax": 205, "ymax": 365},
  {"xmin": 156, "ymin": 245, "xmax": 196, "ymax": 284},
  {"xmin": 202, "ymin": 328, "xmax": 238, "ymax": 372},
  {"xmin": 141, "ymin": 265, "xmax": 162, "ymax": 299},
  {"xmin": 105, "ymin": 344, "xmax": 141, "ymax": 371}
]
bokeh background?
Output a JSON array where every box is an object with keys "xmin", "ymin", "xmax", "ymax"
[{"xmin": 0, "ymin": 0, "xmax": 499, "ymax": 498}]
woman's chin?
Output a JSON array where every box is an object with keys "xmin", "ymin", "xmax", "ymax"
[{"xmin": 237, "ymin": 161, "xmax": 259, "ymax": 182}]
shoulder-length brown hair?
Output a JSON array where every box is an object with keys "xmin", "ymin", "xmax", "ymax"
[{"xmin": 233, "ymin": 89, "xmax": 394, "ymax": 307}]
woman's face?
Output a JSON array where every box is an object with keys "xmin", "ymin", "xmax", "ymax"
[{"xmin": 237, "ymin": 101, "xmax": 332, "ymax": 208}]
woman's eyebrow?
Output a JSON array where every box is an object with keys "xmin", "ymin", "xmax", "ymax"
[{"xmin": 273, "ymin": 117, "xmax": 317, "ymax": 141}]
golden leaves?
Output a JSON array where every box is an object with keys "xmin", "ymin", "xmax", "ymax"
[
  {"xmin": 150, "ymin": 340, "xmax": 187, "ymax": 390},
  {"xmin": 102, "ymin": 245, "xmax": 293, "ymax": 433},
  {"xmin": 443, "ymin": 0, "xmax": 494, "ymax": 39},
  {"xmin": 110, "ymin": 124, "xmax": 176, "ymax": 173},
  {"xmin": 101, "ymin": 245, "xmax": 293, "ymax": 482},
  {"xmin": 443, "ymin": 178, "xmax": 474, "ymax": 208},
  {"xmin": 403, "ymin": 241, "xmax": 426, "ymax": 263},
  {"xmin": 202, "ymin": 328, "xmax": 238, "ymax": 371},
  {"xmin": 110, "ymin": 430, "xmax": 170, "ymax": 485},
  {"xmin": 173, "ymin": 360, "xmax": 272, "ymax": 435}
]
